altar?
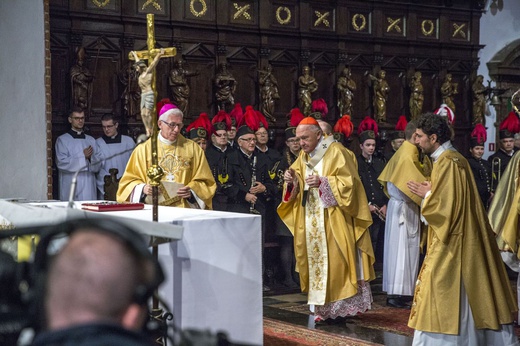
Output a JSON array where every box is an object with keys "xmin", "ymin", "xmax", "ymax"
[
  {"xmin": 155, "ymin": 207, "xmax": 263, "ymax": 345},
  {"xmin": 83, "ymin": 205, "xmax": 263, "ymax": 344},
  {"xmin": 0, "ymin": 201, "xmax": 263, "ymax": 345}
]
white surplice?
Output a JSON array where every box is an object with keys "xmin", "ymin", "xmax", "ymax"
[{"xmin": 382, "ymin": 182, "xmax": 420, "ymax": 296}]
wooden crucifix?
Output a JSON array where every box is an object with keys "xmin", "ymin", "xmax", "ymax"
[{"xmin": 128, "ymin": 13, "xmax": 176, "ymax": 223}]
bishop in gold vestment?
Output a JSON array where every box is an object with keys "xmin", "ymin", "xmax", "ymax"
[
  {"xmin": 407, "ymin": 113, "xmax": 517, "ymax": 345},
  {"xmin": 117, "ymin": 105, "xmax": 216, "ymax": 209},
  {"xmin": 278, "ymin": 117, "xmax": 375, "ymax": 321}
]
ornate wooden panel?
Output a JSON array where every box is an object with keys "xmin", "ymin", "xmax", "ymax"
[{"xmin": 49, "ymin": 0, "xmax": 485, "ymax": 157}]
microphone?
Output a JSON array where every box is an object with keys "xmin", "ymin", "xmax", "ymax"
[{"xmin": 67, "ymin": 134, "xmax": 149, "ymax": 209}]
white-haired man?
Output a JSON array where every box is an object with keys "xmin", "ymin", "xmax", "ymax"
[{"xmin": 117, "ymin": 104, "xmax": 216, "ymax": 209}]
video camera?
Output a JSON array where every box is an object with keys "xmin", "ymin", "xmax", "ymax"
[
  {"xmin": 0, "ymin": 220, "xmax": 237, "ymax": 346},
  {"xmin": 0, "ymin": 226, "xmax": 40, "ymax": 345}
]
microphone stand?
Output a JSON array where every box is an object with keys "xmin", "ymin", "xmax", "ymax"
[{"xmin": 67, "ymin": 134, "xmax": 148, "ymax": 209}]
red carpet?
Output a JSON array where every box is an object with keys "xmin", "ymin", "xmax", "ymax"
[{"xmin": 264, "ymin": 317, "xmax": 379, "ymax": 346}]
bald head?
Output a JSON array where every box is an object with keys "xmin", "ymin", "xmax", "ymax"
[
  {"xmin": 317, "ymin": 120, "xmax": 332, "ymax": 136},
  {"xmin": 45, "ymin": 229, "xmax": 152, "ymax": 330}
]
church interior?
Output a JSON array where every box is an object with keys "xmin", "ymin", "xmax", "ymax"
[{"xmin": 2, "ymin": 0, "xmax": 520, "ymax": 345}]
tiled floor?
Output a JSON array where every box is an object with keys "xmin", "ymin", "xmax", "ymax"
[{"xmin": 263, "ymin": 278, "xmax": 414, "ymax": 346}]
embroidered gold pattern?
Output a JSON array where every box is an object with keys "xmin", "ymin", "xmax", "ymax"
[
  {"xmin": 307, "ymin": 188, "xmax": 327, "ymax": 294},
  {"xmin": 190, "ymin": 0, "xmax": 207, "ymax": 18},
  {"xmin": 421, "ymin": 19, "xmax": 435, "ymax": 36},
  {"xmin": 314, "ymin": 11, "xmax": 330, "ymax": 27},
  {"xmin": 233, "ymin": 3, "xmax": 251, "ymax": 20},
  {"xmin": 275, "ymin": 6, "xmax": 291, "ymax": 25},
  {"xmin": 159, "ymin": 152, "xmax": 191, "ymax": 180},
  {"xmin": 352, "ymin": 14, "xmax": 367, "ymax": 31}
]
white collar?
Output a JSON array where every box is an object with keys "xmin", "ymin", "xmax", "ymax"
[
  {"xmin": 158, "ymin": 133, "xmax": 176, "ymax": 146},
  {"xmin": 431, "ymin": 141, "xmax": 455, "ymax": 163}
]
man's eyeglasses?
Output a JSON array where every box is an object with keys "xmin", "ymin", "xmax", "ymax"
[
  {"xmin": 160, "ymin": 120, "xmax": 183, "ymax": 129},
  {"xmin": 239, "ymin": 137, "xmax": 257, "ymax": 143}
]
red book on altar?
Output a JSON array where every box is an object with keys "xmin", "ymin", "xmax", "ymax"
[{"xmin": 81, "ymin": 202, "xmax": 145, "ymax": 212}]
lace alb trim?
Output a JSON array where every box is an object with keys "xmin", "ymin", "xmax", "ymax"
[{"xmin": 314, "ymin": 281, "xmax": 373, "ymax": 320}]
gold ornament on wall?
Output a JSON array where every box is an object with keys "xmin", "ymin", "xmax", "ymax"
[
  {"xmin": 314, "ymin": 11, "xmax": 330, "ymax": 27},
  {"xmin": 276, "ymin": 6, "xmax": 291, "ymax": 25},
  {"xmin": 91, "ymin": 0, "xmax": 110, "ymax": 8},
  {"xmin": 352, "ymin": 14, "xmax": 367, "ymax": 31},
  {"xmin": 452, "ymin": 23, "xmax": 466, "ymax": 38},
  {"xmin": 386, "ymin": 17, "xmax": 402, "ymax": 33},
  {"xmin": 142, "ymin": 0, "xmax": 161, "ymax": 11},
  {"xmin": 421, "ymin": 20, "xmax": 435, "ymax": 36},
  {"xmin": 233, "ymin": 3, "xmax": 251, "ymax": 20},
  {"xmin": 190, "ymin": 0, "xmax": 207, "ymax": 18}
]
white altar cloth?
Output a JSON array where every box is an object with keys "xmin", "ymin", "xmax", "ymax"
[
  {"xmin": 156, "ymin": 207, "xmax": 263, "ymax": 345},
  {"xmin": 81, "ymin": 204, "xmax": 263, "ymax": 345}
]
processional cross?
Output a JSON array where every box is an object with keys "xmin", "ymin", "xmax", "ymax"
[{"xmin": 128, "ymin": 14, "xmax": 176, "ymax": 221}]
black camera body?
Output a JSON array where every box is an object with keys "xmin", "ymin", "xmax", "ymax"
[
  {"xmin": 0, "ymin": 218, "xmax": 165, "ymax": 344},
  {"xmin": 0, "ymin": 229, "xmax": 37, "ymax": 345},
  {"xmin": 0, "ymin": 219, "xmax": 235, "ymax": 346}
]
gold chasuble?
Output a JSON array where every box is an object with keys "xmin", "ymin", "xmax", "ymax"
[
  {"xmin": 408, "ymin": 149, "xmax": 516, "ymax": 334},
  {"xmin": 117, "ymin": 134, "xmax": 216, "ymax": 208},
  {"xmin": 278, "ymin": 140, "xmax": 375, "ymax": 306},
  {"xmin": 378, "ymin": 141, "xmax": 429, "ymax": 206},
  {"xmin": 489, "ymin": 151, "xmax": 520, "ymax": 253}
]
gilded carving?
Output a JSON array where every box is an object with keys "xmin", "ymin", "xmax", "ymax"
[
  {"xmin": 421, "ymin": 20, "xmax": 435, "ymax": 36},
  {"xmin": 386, "ymin": 17, "xmax": 402, "ymax": 33},
  {"xmin": 352, "ymin": 14, "xmax": 367, "ymax": 31},
  {"xmin": 190, "ymin": 0, "xmax": 207, "ymax": 18},
  {"xmin": 142, "ymin": 0, "xmax": 161, "ymax": 11},
  {"xmin": 314, "ymin": 11, "xmax": 330, "ymax": 27},
  {"xmin": 276, "ymin": 6, "xmax": 291, "ymax": 25},
  {"xmin": 91, "ymin": 0, "xmax": 110, "ymax": 8},
  {"xmin": 452, "ymin": 23, "xmax": 466, "ymax": 38},
  {"xmin": 233, "ymin": 3, "xmax": 251, "ymax": 20}
]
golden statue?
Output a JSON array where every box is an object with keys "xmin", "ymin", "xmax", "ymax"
[
  {"xmin": 472, "ymin": 75, "xmax": 487, "ymax": 125},
  {"xmin": 169, "ymin": 60, "xmax": 199, "ymax": 116},
  {"xmin": 441, "ymin": 73, "xmax": 458, "ymax": 113},
  {"xmin": 70, "ymin": 47, "xmax": 94, "ymax": 111},
  {"xmin": 369, "ymin": 70, "xmax": 390, "ymax": 123},
  {"xmin": 258, "ymin": 64, "xmax": 280, "ymax": 123},
  {"xmin": 337, "ymin": 67, "xmax": 356, "ymax": 116},
  {"xmin": 409, "ymin": 71, "xmax": 424, "ymax": 121},
  {"xmin": 119, "ymin": 61, "xmax": 141, "ymax": 120},
  {"xmin": 214, "ymin": 63, "xmax": 237, "ymax": 111},
  {"xmin": 298, "ymin": 65, "xmax": 318, "ymax": 116}
]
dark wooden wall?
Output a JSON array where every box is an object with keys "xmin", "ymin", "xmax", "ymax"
[{"xmin": 49, "ymin": 0, "xmax": 485, "ymax": 197}]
